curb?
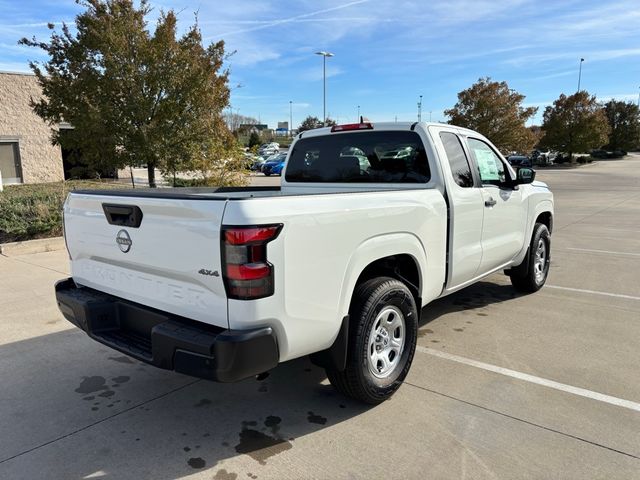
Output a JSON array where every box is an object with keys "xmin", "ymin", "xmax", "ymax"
[{"xmin": 0, "ymin": 236, "xmax": 65, "ymax": 256}]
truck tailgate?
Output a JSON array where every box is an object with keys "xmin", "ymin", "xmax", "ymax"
[{"xmin": 64, "ymin": 192, "xmax": 228, "ymax": 328}]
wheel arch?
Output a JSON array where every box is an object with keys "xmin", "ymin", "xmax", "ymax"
[
  {"xmin": 312, "ymin": 234, "xmax": 426, "ymax": 373},
  {"xmin": 338, "ymin": 233, "xmax": 427, "ymax": 318},
  {"xmin": 511, "ymin": 201, "xmax": 554, "ymax": 267}
]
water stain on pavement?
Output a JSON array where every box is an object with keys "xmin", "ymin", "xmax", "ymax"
[
  {"xmin": 235, "ymin": 419, "xmax": 292, "ymax": 465},
  {"xmin": 75, "ymin": 376, "xmax": 109, "ymax": 394},
  {"xmin": 264, "ymin": 415, "xmax": 282, "ymax": 435},
  {"xmin": 418, "ymin": 328, "xmax": 434, "ymax": 338},
  {"xmin": 213, "ymin": 469, "xmax": 238, "ymax": 480},
  {"xmin": 194, "ymin": 398, "xmax": 212, "ymax": 407},
  {"xmin": 307, "ymin": 411, "xmax": 327, "ymax": 425},
  {"xmin": 187, "ymin": 457, "xmax": 206, "ymax": 469}
]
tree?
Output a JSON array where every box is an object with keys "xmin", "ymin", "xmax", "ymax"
[
  {"xmin": 247, "ymin": 131, "xmax": 261, "ymax": 148},
  {"xmin": 224, "ymin": 112, "xmax": 259, "ymax": 133},
  {"xmin": 297, "ymin": 116, "xmax": 337, "ymax": 132},
  {"xmin": 445, "ymin": 77, "xmax": 538, "ymax": 154},
  {"xmin": 20, "ymin": 0, "xmax": 238, "ymax": 188},
  {"xmin": 298, "ymin": 116, "xmax": 322, "ymax": 132},
  {"xmin": 602, "ymin": 100, "xmax": 640, "ymax": 152},
  {"xmin": 540, "ymin": 91, "xmax": 609, "ymax": 161}
]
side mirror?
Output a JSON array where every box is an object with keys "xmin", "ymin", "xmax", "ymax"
[{"xmin": 516, "ymin": 167, "xmax": 535, "ymax": 184}]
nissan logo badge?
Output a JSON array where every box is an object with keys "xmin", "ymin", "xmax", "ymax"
[{"xmin": 116, "ymin": 229, "xmax": 132, "ymax": 253}]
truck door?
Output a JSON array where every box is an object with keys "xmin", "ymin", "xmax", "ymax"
[
  {"xmin": 465, "ymin": 137, "xmax": 528, "ymax": 273},
  {"xmin": 435, "ymin": 130, "xmax": 484, "ymax": 287}
]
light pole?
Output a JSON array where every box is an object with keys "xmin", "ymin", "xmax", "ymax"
[
  {"xmin": 637, "ymin": 86, "xmax": 639, "ymax": 109},
  {"xmin": 577, "ymin": 58, "xmax": 584, "ymax": 92},
  {"xmin": 315, "ymin": 51, "xmax": 334, "ymax": 126},
  {"xmin": 417, "ymin": 95, "xmax": 423, "ymax": 121},
  {"xmin": 289, "ymin": 100, "xmax": 293, "ymax": 137},
  {"xmin": 429, "ymin": 111, "xmax": 432, "ymax": 122},
  {"xmin": 357, "ymin": 105, "xmax": 360, "ymax": 122}
]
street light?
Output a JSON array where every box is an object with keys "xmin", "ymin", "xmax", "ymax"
[
  {"xmin": 577, "ymin": 58, "xmax": 584, "ymax": 92},
  {"xmin": 417, "ymin": 95, "xmax": 423, "ymax": 121},
  {"xmin": 357, "ymin": 105, "xmax": 360, "ymax": 122},
  {"xmin": 289, "ymin": 100, "xmax": 293, "ymax": 137},
  {"xmin": 315, "ymin": 51, "xmax": 334, "ymax": 126}
]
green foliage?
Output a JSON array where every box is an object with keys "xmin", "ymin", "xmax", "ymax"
[
  {"xmin": 540, "ymin": 91, "xmax": 610, "ymax": 160},
  {"xmin": 247, "ymin": 131, "xmax": 261, "ymax": 148},
  {"xmin": 0, "ymin": 181, "xmax": 129, "ymax": 243},
  {"xmin": 20, "ymin": 0, "xmax": 236, "ymax": 188},
  {"xmin": 602, "ymin": 100, "xmax": 640, "ymax": 151},
  {"xmin": 297, "ymin": 116, "xmax": 337, "ymax": 132},
  {"xmin": 298, "ymin": 116, "xmax": 322, "ymax": 132},
  {"xmin": 445, "ymin": 77, "xmax": 538, "ymax": 154}
]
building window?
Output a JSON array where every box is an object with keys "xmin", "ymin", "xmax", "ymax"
[{"xmin": 0, "ymin": 142, "xmax": 22, "ymax": 184}]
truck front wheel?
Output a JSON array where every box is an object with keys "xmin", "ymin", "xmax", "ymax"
[
  {"xmin": 326, "ymin": 277, "xmax": 418, "ymax": 404},
  {"xmin": 508, "ymin": 223, "xmax": 551, "ymax": 293}
]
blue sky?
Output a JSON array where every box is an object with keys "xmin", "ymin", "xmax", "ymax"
[{"xmin": 1, "ymin": 0, "xmax": 639, "ymax": 128}]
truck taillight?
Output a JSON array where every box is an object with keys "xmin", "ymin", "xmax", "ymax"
[{"xmin": 222, "ymin": 225, "xmax": 282, "ymax": 300}]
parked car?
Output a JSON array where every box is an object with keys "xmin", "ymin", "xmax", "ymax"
[
  {"xmin": 258, "ymin": 142, "xmax": 280, "ymax": 156},
  {"xmin": 55, "ymin": 122, "xmax": 553, "ymax": 404},
  {"xmin": 531, "ymin": 149, "xmax": 556, "ymax": 166},
  {"xmin": 591, "ymin": 149, "xmax": 626, "ymax": 159},
  {"xmin": 507, "ymin": 155, "xmax": 532, "ymax": 168},
  {"xmin": 261, "ymin": 153, "xmax": 287, "ymax": 175},
  {"xmin": 270, "ymin": 160, "xmax": 286, "ymax": 175}
]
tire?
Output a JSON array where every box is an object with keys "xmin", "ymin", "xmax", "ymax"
[
  {"xmin": 509, "ymin": 223, "xmax": 551, "ymax": 293},
  {"xmin": 326, "ymin": 277, "xmax": 418, "ymax": 404},
  {"xmin": 264, "ymin": 172, "xmax": 271, "ymax": 176}
]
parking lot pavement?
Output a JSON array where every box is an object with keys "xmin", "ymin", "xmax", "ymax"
[{"xmin": 1, "ymin": 155, "xmax": 639, "ymax": 479}]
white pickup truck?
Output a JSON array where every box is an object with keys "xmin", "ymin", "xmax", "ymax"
[{"xmin": 55, "ymin": 122, "xmax": 553, "ymax": 404}]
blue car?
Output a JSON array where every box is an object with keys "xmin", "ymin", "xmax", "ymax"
[
  {"xmin": 270, "ymin": 160, "xmax": 286, "ymax": 176},
  {"xmin": 261, "ymin": 153, "xmax": 287, "ymax": 176}
]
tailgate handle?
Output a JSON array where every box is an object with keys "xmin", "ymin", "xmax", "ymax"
[{"xmin": 102, "ymin": 204, "xmax": 143, "ymax": 228}]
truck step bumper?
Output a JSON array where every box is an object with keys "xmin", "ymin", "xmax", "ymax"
[{"xmin": 54, "ymin": 278, "xmax": 279, "ymax": 382}]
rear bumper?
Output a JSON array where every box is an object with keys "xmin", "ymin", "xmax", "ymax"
[{"xmin": 54, "ymin": 278, "xmax": 279, "ymax": 382}]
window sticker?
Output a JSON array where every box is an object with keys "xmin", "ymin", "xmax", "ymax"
[{"xmin": 475, "ymin": 149, "xmax": 500, "ymax": 181}]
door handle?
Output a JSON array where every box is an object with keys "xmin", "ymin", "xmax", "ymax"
[{"xmin": 484, "ymin": 198, "xmax": 496, "ymax": 207}]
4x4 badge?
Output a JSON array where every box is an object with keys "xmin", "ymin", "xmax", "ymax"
[{"xmin": 198, "ymin": 269, "xmax": 219, "ymax": 277}]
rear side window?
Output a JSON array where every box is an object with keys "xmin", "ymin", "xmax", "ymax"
[
  {"xmin": 285, "ymin": 131, "xmax": 430, "ymax": 183},
  {"xmin": 440, "ymin": 132, "xmax": 473, "ymax": 188}
]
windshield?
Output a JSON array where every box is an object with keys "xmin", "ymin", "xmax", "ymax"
[{"xmin": 285, "ymin": 130, "xmax": 430, "ymax": 183}]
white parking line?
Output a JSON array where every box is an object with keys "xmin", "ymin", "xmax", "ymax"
[
  {"xmin": 416, "ymin": 346, "xmax": 640, "ymax": 413},
  {"xmin": 546, "ymin": 285, "xmax": 640, "ymax": 301},
  {"xmin": 565, "ymin": 247, "xmax": 640, "ymax": 257}
]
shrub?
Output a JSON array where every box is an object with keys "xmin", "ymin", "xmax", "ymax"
[{"xmin": 0, "ymin": 181, "xmax": 129, "ymax": 243}]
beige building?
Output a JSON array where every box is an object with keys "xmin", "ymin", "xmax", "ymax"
[{"xmin": 0, "ymin": 71, "xmax": 64, "ymax": 185}]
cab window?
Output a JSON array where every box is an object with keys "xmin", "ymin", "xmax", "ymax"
[{"xmin": 467, "ymin": 138, "xmax": 507, "ymax": 186}]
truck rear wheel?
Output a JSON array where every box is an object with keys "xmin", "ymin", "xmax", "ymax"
[
  {"xmin": 326, "ymin": 277, "xmax": 418, "ymax": 404},
  {"xmin": 508, "ymin": 223, "xmax": 550, "ymax": 293}
]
